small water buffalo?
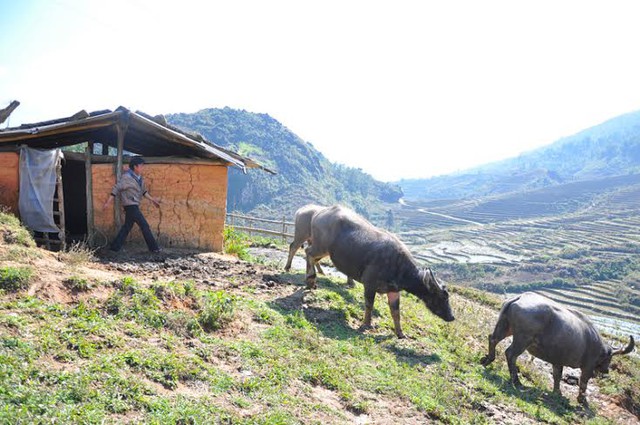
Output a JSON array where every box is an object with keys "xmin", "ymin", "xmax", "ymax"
[
  {"xmin": 480, "ymin": 292, "xmax": 635, "ymax": 403},
  {"xmin": 284, "ymin": 204, "xmax": 353, "ymax": 286},
  {"xmin": 305, "ymin": 205, "xmax": 455, "ymax": 338}
]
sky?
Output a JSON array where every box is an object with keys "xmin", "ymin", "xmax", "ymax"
[{"xmin": 2, "ymin": 0, "xmax": 640, "ymax": 182}]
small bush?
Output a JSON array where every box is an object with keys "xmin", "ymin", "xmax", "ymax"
[
  {"xmin": 58, "ymin": 242, "xmax": 95, "ymax": 266},
  {"xmin": 0, "ymin": 266, "xmax": 33, "ymax": 291},
  {"xmin": 223, "ymin": 227, "xmax": 251, "ymax": 260},
  {"xmin": 0, "ymin": 210, "xmax": 35, "ymax": 247},
  {"xmin": 198, "ymin": 290, "xmax": 237, "ymax": 332},
  {"xmin": 63, "ymin": 276, "xmax": 92, "ymax": 292}
]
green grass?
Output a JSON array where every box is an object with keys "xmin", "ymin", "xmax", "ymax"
[
  {"xmin": 63, "ymin": 276, "xmax": 93, "ymax": 292},
  {"xmin": 0, "ymin": 210, "xmax": 35, "ymax": 248},
  {"xmin": 0, "ymin": 266, "xmax": 637, "ymax": 423},
  {"xmin": 0, "ymin": 266, "xmax": 33, "ymax": 292},
  {"xmin": 223, "ymin": 226, "xmax": 252, "ymax": 260}
]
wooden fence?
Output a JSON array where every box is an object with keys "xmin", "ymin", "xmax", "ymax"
[{"xmin": 226, "ymin": 213, "xmax": 294, "ymax": 242}]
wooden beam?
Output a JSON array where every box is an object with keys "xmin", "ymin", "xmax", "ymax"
[
  {"xmin": 85, "ymin": 142, "xmax": 95, "ymax": 246},
  {"xmin": 114, "ymin": 113, "xmax": 129, "ymax": 228},
  {"xmin": 63, "ymin": 152, "xmax": 229, "ymax": 166},
  {"xmin": 0, "ymin": 100, "xmax": 20, "ymax": 125}
]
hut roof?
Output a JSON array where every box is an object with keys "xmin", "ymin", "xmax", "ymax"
[{"xmin": 0, "ymin": 106, "xmax": 273, "ymax": 173}]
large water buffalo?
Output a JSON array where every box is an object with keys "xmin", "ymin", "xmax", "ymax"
[
  {"xmin": 480, "ymin": 292, "xmax": 635, "ymax": 403},
  {"xmin": 284, "ymin": 204, "xmax": 354, "ymax": 286},
  {"xmin": 305, "ymin": 205, "xmax": 455, "ymax": 338}
]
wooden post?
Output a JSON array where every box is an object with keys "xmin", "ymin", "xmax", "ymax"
[
  {"xmin": 56, "ymin": 158, "xmax": 66, "ymax": 251},
  {"xmin": 282, "ymin": 216, "xmax": 286, "ymax": 243},
  {"xmin": 114, "ymin": 113, "xmax": 129, "ymax": 228},
  {"xmin": 85, "ymin": 142, "xmax": 95, "ymax": 246}
]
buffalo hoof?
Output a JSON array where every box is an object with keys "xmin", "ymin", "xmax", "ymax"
[
  {"xmin": 396, "ymin": 332, "xmax": 407, "ymax": 339},
  {"xmin": 480, "ymin": 355, "xmax": 494, "ymax": 367},
  {"xmin": 305, "ymin": 279, "xmax": 317, "ymax": 290},
  {"xmin": 358, "ymin": 323, "xmax": 374, "ymax": 333}
]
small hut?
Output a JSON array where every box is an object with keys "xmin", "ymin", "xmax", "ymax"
[{"xmin": 0, "ymin": 106, "xmax": 268, "ymax": 251}]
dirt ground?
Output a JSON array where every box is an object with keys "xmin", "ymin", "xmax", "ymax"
[{"xmin": 12, "ymin": 245, "xmax": 640, "ymax": 424}]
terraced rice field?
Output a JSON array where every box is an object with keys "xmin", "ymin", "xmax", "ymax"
[{"xmin": 397, "ymin": 177, "xmax": 640, "ymax": 340}]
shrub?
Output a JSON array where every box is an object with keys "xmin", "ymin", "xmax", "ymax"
[
  {"xmin": 0, "ymin": 266, "xmax": 33, "ymax": 291},
  {"xmin": 63, "ymin": 276, "xmax": 92, "ymax": 292},
  {"xmin": 223, "ymin": 227, "xmax": 251, "ymax": 260},
  {"xmin": 0, "ymin": 210, "xmax": 35, "ymax": 247},
  {"xmin": 197, "ymin": 290, "xmax": 237, "ymax": 332},
  {"xmin": 58, "ymin": 242, "xmax": 95, "ymax": 266}
]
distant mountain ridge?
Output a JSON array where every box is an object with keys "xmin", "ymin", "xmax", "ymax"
[
  {"xmin": 399, "ymin": 109, "xmax": 640, "ymax": 200},
  {"xmin": 166, "ymin": 108, "xmax": 402, "ymax": 220}
]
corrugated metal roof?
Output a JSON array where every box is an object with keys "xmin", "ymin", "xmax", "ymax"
[{"xmin": 0, "ymin": 106, "xmax": 274, "ymax": 173}]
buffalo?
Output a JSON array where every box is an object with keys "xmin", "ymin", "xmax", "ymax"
[
  {"xmin": 480, "ymin": 292, "xmax": 635, "ymax": 403},
  {"xmin": 305, "ymin": 205, "xmax": 454, "ymax": 338},
  {"xmin": 284, "ymin": 204, "xmax": 353, "ymax": 286}
]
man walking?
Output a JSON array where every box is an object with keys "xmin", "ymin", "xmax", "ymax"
[{"xmin": 103, "ymin": 156, "xmax": 161, "ymax": 253}]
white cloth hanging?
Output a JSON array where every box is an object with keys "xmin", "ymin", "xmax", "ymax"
[{"xmin": 18, "ymin": 147, "xmax": 64, "ymax": 233}]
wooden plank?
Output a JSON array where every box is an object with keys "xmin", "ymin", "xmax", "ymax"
[
  {"xmin": 227, "ymin": 213, "xmax": 294, "ymax": 226},
  {"xmin": 34, "ymin": 236, "xmax": 63, "ymax": 245},
  {"xmin": 229, "ymin": 225, "xmax": 294, "ymax": 239},
  {"xmin": 63, "ymin": 151, "xmax": 227, "ymax": 166},
  {"xmin": 85, "ymin": 142, "xmax": 95, "ymax": 245}
]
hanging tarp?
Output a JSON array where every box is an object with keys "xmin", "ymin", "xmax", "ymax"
[{"xmin": 18, "ymin": 147, "xmax": 64, "ymax": 233}]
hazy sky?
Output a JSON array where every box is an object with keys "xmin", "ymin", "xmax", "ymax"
[{"xmin": 2, "ymin": 0, "xmax": 640, "ymax": 181}]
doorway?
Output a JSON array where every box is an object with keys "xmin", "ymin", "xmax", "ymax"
[{"xmin": 61, "ymin": 159, "xmax": 87, "ymax": 241}]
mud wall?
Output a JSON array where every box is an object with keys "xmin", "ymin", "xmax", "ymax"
[
  {"xmin": 93, "ymin": 163, "xmax": 228, "ymax": 251},
  {"xmin": 0, "ymin": 152, "xmax": 19, "ymax": 214}
]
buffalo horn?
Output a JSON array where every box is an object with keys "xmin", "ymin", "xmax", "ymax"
[
  {"xmin": 421, "ymin": 269, "xmax": 434, "ymax": 290},
  {"xmin": 613, "ymin": 335, "xmax": 635, "ymax": 356}
]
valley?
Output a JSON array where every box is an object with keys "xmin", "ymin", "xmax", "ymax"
[{"xmin": 395, "ymin": 174, "xmax": 640, "ymax": 340}]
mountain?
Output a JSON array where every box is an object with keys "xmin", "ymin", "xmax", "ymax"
[
  {"xmin": 398, "ymin": 109, "xmax": 640, "ymax": 200},
  {"xmin": 166, "ymin": 108, "xmax": 402, "ymax": 220}
]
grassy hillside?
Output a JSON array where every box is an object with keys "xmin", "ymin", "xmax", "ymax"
[
  {"xmin": 166, "ymin": 108, "xmax": 402, "ymax": 222},
  {"xmin": 1, "ymin": 211, "xmax": 638, "ymax": 424},
  {"xmin": 399, "ymin": 110, "xmax": 640, "ymax": 201}
]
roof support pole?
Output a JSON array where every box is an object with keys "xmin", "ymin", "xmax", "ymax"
[
  {"xmin": 85, "ymin": 142, "xmax": 95, "ymax": 246},
  {"xmin": 114, "ymin": 112, "xmax": 129, "ymax": 228}
]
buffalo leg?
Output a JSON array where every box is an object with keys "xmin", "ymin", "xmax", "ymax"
[
  {"xmin": 360, "ymin": 286, "xmax": 376, "ymax": 331},
  {"xmin": 304, "ymin": 247, "xmax": 318, "ymax": 289},
  {"xmin": 387, "ymin": 291, "xmax": 405, "ymax": 339},
  {"xmin": 577, "ymin": 370, "xmax": 592, "ymax": 404},
  {"xmin": 505, "ymin": 336, "xmax": 529, "ymax": 387},
  {"xmin": 285, "ymin": 238, "xmax": 326, "ymax": 275},
  {"xmin": 284, "ymin": 238, "xmax": 303, "ymax": 272},
  {"xmin": 480, "ymin": 316, "xmax": 512, "ymax": 366},
  {"xmin": 480, "ymin": 334, "xmax": 498, "ymax": 366},
  {"xmin": 552, "ymin": 364, "xmax": 563, "ymax": 395}
]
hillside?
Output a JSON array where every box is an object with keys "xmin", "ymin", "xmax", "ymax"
[
  {"xmin": 166, "ymin": 108, "xmax": 402, "ymax": 221},
  {"xmin": 1, "ymin": 211, "xmax": 639, "ymax": 423},
  {"xmin": 399, "ymin": 109, "xmax": 640, "ymax": 201}
]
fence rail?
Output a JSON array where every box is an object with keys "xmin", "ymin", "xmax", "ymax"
[{"xmin": 226, "ymin": 213, "xmax": 294, "ymax": 242}]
